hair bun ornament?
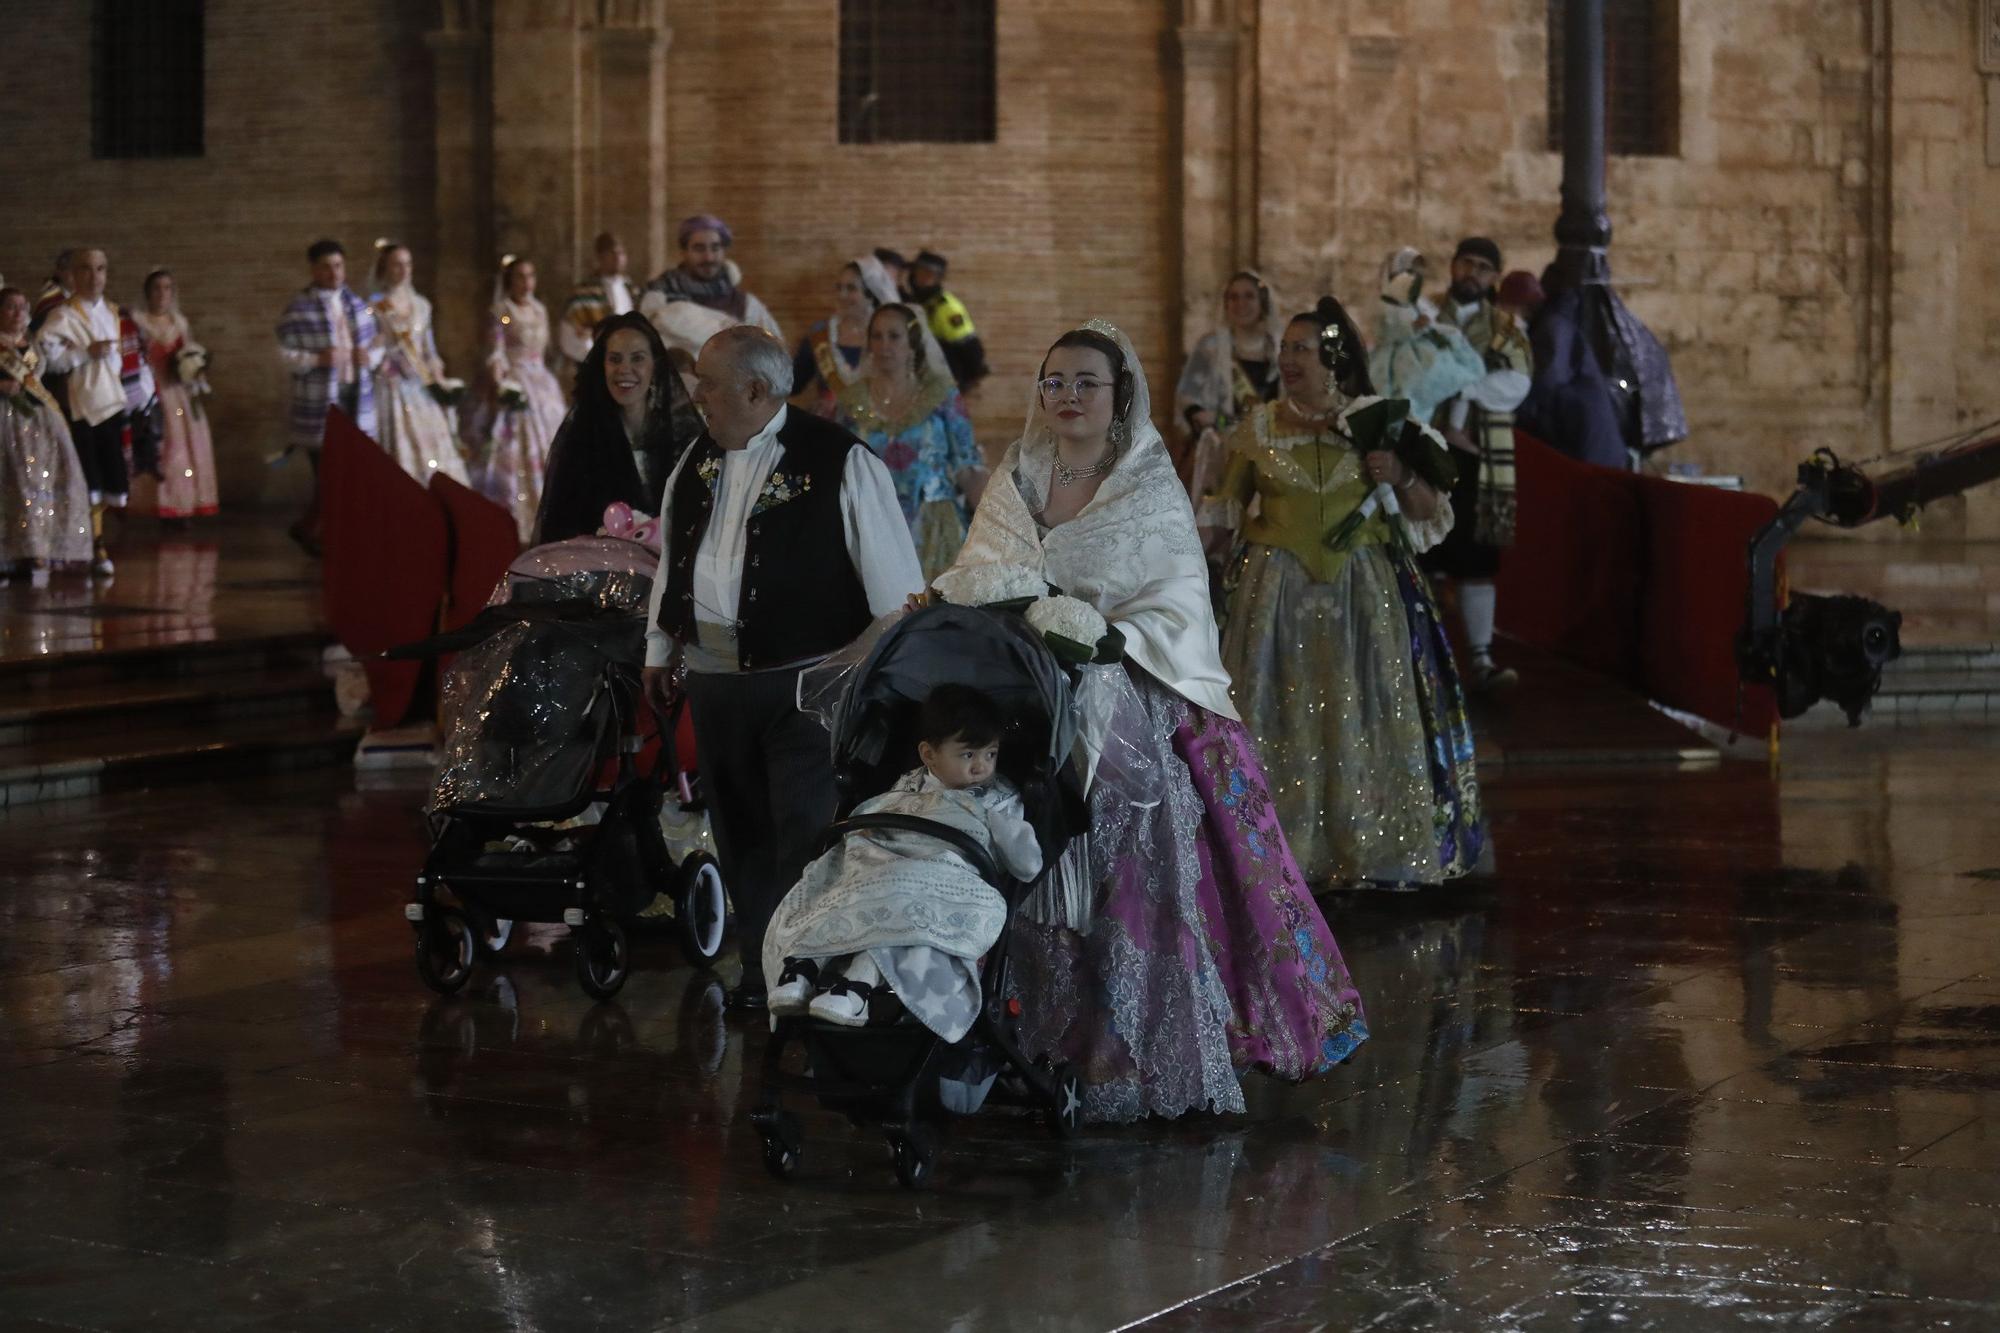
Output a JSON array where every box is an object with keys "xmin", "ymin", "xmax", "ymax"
[
  {"xmin": 499, "ymin": 253, "xmax": 518, "ymax": 270},
  {"xmin": 1315, "ymin": 297, "xmax": 1347, "ymax": 371},
  {"xmin": 373, "ymin": 237, "xmax": 393, "ymax": 253}
]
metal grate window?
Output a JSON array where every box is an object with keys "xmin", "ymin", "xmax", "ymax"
[
  {"xmin": 1547, "ymin": 0, "xmax": 1679, "ymax": 158},
  {"xmin": 839, "ymin": 0, "xmax": 996, "ymax": 145},
  {"xmin": 92, "ymin": 0, "xmax": 205, "ymax": 159}
]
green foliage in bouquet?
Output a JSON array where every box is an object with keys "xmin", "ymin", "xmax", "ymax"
[{"xmin": 1393, "ymin": 417, "xmax": 1458, "ymax": 492}]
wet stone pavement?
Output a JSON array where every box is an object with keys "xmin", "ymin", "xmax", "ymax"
[{"xmin": 1, "ymin": 726, "xmax": 1997, "ymax": 1330}]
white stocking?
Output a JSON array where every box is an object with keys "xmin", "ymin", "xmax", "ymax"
[{"xmin": 1460, "ymin": 580, "xmax": 1497, "ymax": 662}]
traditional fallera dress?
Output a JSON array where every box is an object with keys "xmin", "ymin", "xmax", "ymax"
[
  {"xmin": 1204, "ymin": 398, "xmax": 1485, "ymax": 890},
  {"xmin": 369, "ymin": 286, "xmax": 471, "ymax": 488},
  {"xmin": 134, "ymin": 308, "xmax": 220, "ymax": 518},
  {"xmin": 472, "ymin": 295, "xmax": 565, "ymax": 542},
  {"xmin": 836, "ymin": 371, "xmax": 983, "ymax": 581},
  {"xmin": 0, "ymin": 335, "xmax": 94, "ymax": 566},
  {"xmin": 792, "ymin": 317, "xmax": 866, "ymax": 420},
  {"xmin": 1173, "ymin": 327, "xmax": 1280, "ymax": 500},
  {"xmin": 932, "ymin": 323, "xmax": 1367, "ymax": 1123}
]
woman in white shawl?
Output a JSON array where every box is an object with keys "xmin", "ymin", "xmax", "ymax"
[
  {"xmin": 930, "ymin": 320, "xmax": 1368, "ymax": 1123},
  {"xmin": 1172, "ymin": 269, "xmax": 1284, "ymax": 501}
]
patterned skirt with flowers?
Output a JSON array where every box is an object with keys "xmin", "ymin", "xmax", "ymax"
[{"xmin": 1007, "ymin": 663, "xmax": 1369, "ymax": 1123}]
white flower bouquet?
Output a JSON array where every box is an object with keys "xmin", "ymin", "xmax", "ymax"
[
  {"xmin": 428, "ymin": 376, "xmax": 467, "ymax": 408},
  {"xmin": 1025, "ymin": 593, "xmax": 1125, "ymax": 665},
  {"xmin": 173, "ymin": 343, "xmax": 212, "ymax": 418},
  {"xmin": 935, "ymin": 561, "xmax": 1047, "ymax": 610},
  {"xmin": 497, "ymin": 379, "xmax": 528, "ymax": 412}
]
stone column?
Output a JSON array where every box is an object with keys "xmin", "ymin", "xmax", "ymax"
[
  {"xmin": 1174, "ymin": 0, "xmax": 1253, "ymax": 372},
  {"xmin": 590, "ymin": 6, "xmax": 672, "ymax": 279},
  {"xmin": 489, "ymin": 1, "xmax": 587, "ymax": 291},
  {"xmin": 1553, "ymin": 0, "xmax": 1611, "ymax": 286},
  {"xmin": 426, "ymin": 2, "xmax": 495, "ymax": 384}
]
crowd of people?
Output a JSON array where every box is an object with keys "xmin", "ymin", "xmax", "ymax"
[
  {"xmin": 272, "ymin": 219, "xmax": 994, "ymax": 553},
  {"xmin": 0, "ymin": 248, "xmax": 219, "ymax": 583},
  {"xmin": 1, "ymin": 214, "xmax": 1605, "ymax": 1120}
]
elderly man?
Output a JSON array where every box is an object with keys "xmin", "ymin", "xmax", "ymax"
[
  {"xmin": 643, "ymin": 326, "xmax": 922, "ymax": 1009},
  {"xmin": 645, "ymin": 213, "xmax": 782, "ymax": 341},
  {"xmin": 558, "ymin": 230, "xmax": 637, "ymax": 367},
  {"xmin": 37, "ymin": 247, "xmax": 129, "ymax": 574}
]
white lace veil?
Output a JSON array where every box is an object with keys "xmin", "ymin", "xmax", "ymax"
[
  {"xmin": 853, "ymin": 255, "xmax": 901, "ymax": 310},
  {"xmin": 1015, "ymin": 317, "xmax": 1158, "ymax": 494}
]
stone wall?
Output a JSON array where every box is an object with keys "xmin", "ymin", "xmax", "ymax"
[
  {"xmin": 7, "ymin": 0, "xmax": 2000, "ymax": 537},
  {"xmin": 1224, "ymin": 0, "xmax": 2000, "ymax": 539},
  {"xmin": 0, "ymin": 0, "xmax": 440, "ymax": 509}
]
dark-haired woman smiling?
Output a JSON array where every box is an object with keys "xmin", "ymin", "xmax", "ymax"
[{"xmin": 535, "ymin": 311, "xmax": 699, "ymax": 544}]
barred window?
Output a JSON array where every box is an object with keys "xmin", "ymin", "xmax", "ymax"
[
  {"xmin": 93, "ymin": 0, "xmax": 206, "ymax": 159},
  {"xmin": 838, "ymin": 0, "xmax": 997, "ymax": 145},
  {"xmin": 1547, "ymin": 0, "xmax": 1679, "ymax": 158}
]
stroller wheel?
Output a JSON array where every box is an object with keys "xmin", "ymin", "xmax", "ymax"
[
  {"xmin": 755, "ymin": 1108, "xmax": 803, "ymax": 1181},
  {"xmin": 887, "ymin": 1123, "xmax": 937, "ymax": 1190},
  {"xmin": 1045, "ymin": 1063, "xmax": 1084, "ymax": 1139},
  {"xmin": 673, "ymin": 853, "xmax": 728, "ymax": 966},
  {"xmin": 415, "ymin": 909, "xmax": 476, "ymax": 995},
  {"xmin": 573, "ymin": 917, "xmax": 630, "ymax": 1001}
]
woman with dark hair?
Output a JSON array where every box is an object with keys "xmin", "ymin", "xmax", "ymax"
[
  {"xmin": 1200, "ymin": 296, "xmax": 1484, "ymax": 892},
  {"xmin": 836, "ymin": 301, "xmax": 984, "ymax": 580},
  {"xmin": 931, "ymin": 319, "xmax": 1367, "ymax": 1123},
  {"xmin": 535, "ymin": 311, "xmax": 698, "ymax": 544}
]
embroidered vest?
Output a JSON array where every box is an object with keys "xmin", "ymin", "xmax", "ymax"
[{"xmin": 658, "ymin": 412, "xmax": 873, "ymax": 671}]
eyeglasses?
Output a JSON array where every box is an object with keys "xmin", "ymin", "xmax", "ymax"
[{"xmin": 1039, "ymin": 376, "xmax": 1112, "ymax": 401}]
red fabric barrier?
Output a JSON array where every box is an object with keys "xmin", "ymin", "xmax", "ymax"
[
  {"xmin": 1634, "ymin": 475, "xmax": 1780, "ymax": 737},
  {"xmin": 431, "ymin": 473, "xmax": 523, "ymax": 631},
  {"xmin": 321, "ymin": 409, "xmax": 450, "ymax": 729},
  {"xmin": 1495, "ymin": 431, "xmax": 1781, "ymax": 735},
  {"xmin": 1494, "ymin": 436, "xmax": 1645, "ymax": 681}
]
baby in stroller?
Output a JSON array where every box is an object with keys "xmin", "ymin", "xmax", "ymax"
[{"xmin": 764, "ymin": 683, "xmax": 1043, "ymax": 1037}]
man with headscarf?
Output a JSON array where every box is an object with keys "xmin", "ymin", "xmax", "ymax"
[
  {"xmin": 641, "ymin": 325, "xmax": 922, "ymax": 1011},
  {"xmin": 1424, "ymin": 236, "xmax": 1534, "ymax": 694},
  {"xmin": 645, "ymin": 214, "xmax": 783, "ymax": 342},
  {"xmin": 906, "ymin": 250, "xmax": 989, "ymax": 391}
]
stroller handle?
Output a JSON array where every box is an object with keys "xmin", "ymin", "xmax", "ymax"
[{"xmin": 823, "ymin": 813, "xmax": 1002, "ymax": 885}]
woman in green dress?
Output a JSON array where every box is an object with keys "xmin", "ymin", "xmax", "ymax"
[{"xmin": 1199, "ymin": 297, "xmax": 1484, "ymax": 891}]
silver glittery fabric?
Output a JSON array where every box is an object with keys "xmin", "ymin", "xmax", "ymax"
[{"xmin": 1008, "ymin": 665, "xmax": 1244, "ymax": 1123}]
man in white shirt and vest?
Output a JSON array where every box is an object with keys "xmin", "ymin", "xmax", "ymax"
[
  {"xmin": 643, "ymin": 326, "xmax": 923, "ymax": 1010},
  {"xmin": 37, "ymin": 247, "xmax": 128, "ymax": 575}
]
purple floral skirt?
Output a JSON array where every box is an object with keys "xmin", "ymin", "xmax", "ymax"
[{"xmin": 1010, "ymin": 667, "xmax": 1368, "ymax": 1122}]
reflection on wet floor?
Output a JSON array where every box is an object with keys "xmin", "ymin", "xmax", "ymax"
[{"xmin": 1, "ymin": 724, "xmax": 1997, "ymax": 1330}]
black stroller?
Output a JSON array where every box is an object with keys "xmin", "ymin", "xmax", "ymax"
[
  {"xmin": 397, "ymin": 538, "xmax": 727, "ymax": 1001},
  {"xmin": 753, "ymin": 603, "xmax": 1091, "ymax": 1188}
]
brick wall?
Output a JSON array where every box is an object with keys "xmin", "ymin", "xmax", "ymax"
[
  {"xmin": 658, "ymin": 0, "xmax": 1175, "ymax": 457},
  {"xmin": 8, "ymin": 0, "xmax": 1999, "ymax": 540},
  {"xmin": 0, "ymin": 0, "xmax": 439, "ymax": 510}
]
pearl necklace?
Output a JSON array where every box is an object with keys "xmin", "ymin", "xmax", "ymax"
[{"xmin": 1053, "ymin": 443, "xmax": 1117, "ymax": 486}]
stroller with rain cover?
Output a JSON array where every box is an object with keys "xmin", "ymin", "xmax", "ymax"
[
  {"xmin": 397, "ymin": 537, "xmax": 728, "ymax": 1000},
  {"xmin": 753, "ymin": 603, "xmax": 1091, "ymax": 1189}
]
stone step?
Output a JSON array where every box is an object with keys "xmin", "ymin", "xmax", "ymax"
[
  {"xmin": 1881, "ymin": 643, "xmax": 2000, "ymax": 676},
  {"xmin": 0, "ymin": 630, "xmax": 329, "ymax": 697},
  {"xmin": 0, "ymin": 669, "xmax": 334, "ymax": 748},
  {"xmin": 0, "ymin": 712, "xmax": 360, "ymax": 810}
]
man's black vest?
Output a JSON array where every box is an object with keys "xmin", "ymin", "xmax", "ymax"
[{"xmin": 657, "ymin": 409, "xmax": 873, "ymax": 671}]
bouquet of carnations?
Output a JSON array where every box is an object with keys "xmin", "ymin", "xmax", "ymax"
[
  {"xmin": 428, "ymin": 376, "xmax": 467, "ymax": 408},
  {"xmin": 1323, "ymin": 395, "xmax": 1456, "ymax": 555},
  {"xmin": 935, "ymin": 561, "xmax": 1048, "ymax": 611},
  {"xmin": 497, "ymin": 379, "xmax": 528, "ymax": 412},
  {"xmin": 1024, "ymin": 593, "xmax": 1126, "ymax": 666},
  {"xmin": 173, "ymin": 343, "xmax": 212, "ymax": 419}
]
